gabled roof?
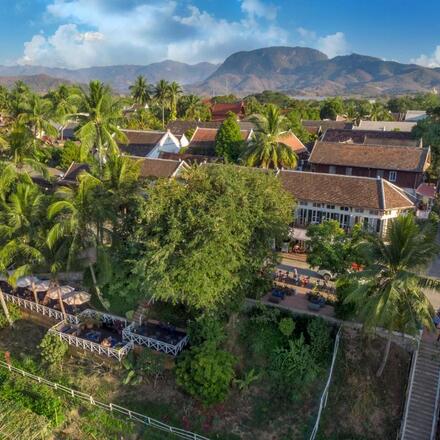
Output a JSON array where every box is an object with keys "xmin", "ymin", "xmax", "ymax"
[
  {"xmin": 279, "ymin": 170, "xmax": 414, "ymax": 211},
  {"xmin": 159, "ymin": 151, "xmax": 221, "ymax": 164},
  {"xmin": 187, "ymin": 127, "xmax": 252, "ymax": 157},
  {"xmin": 277, "ymin": 131, "xmax": 307, "ymax": 154},
  {"xmin": 211, "ymin": 102, "xmax": 245, "ymax": 121},
  {"xmin": 309, "ymin": 141, "xmax": 430, "ymax": 172},
  {"xmin": 130, "ymin": 156, "xmax": 188, "ymax": 179},
  {"xmin": 119, "ymin": 129, "xmax": 167, "ymax": 156},
  {"xmin": 355, "ymin": 121, "xmax": 417, "ymax": 132},
  {"xmin": 302, "ymin": 120, "xmax": 353, "ymax": 133},
  {"xmin": 58, "ymin": 162, "xmax": 90, "ymax": 186},
  {"xmin": 404, "ymin": 110, "xmax": 427, "ymax": 122},
  {"xmin": 321, "ymin": 128, "xmax": 421, "ymax": 148},
  {"xmin": 416, "ymin": 183, "xmax": 437, "ymax": 199},
  {"xmin": 167, "ymin": 120, "xmax": 255, "ymax": 136}
]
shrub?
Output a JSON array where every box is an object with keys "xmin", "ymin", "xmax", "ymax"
[
  {"xmin": 307, "ymin": 318, "xmax": 332, "ymax": 365},
  {"xmin": 269, "ymin": 335, "xmax": 319, "ymax": 400},
  {"xmin": 176, "ymin": 343, "xmax": 236, "ymax": 405},
  {"xmin": 278, "ymin": 317, "xmax": 295, "ymax": 337},
  {"xmin": 123, "ymin": 350, "xmax": 166, "ymax": 387},
  {"xmin": 0, "ymin": 303, "xmax": 21, "ymax": 328},
  {"xmin": 39, "ymin": 333, "xmax": 68, "ymax": 366},
  {"xmin": 188, "ymin": 314, "xmax": 226, "ymax": 347}
]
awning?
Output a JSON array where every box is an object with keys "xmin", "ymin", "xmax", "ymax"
[{"xmin": 288, "ymin": 227, "xmax": 310, "ymax": 241}]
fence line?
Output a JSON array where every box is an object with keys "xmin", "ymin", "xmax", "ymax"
[
  {"xmin": 0, "ymin": 360, "xmax": 210, "ymax": 440},
  {"xmin": 309, "ymin": 326, "xmax": 342, "ymax": 440}
]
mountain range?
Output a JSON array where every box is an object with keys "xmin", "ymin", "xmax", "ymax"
[{"xmin": 2, "ymin": 46, "xmax": 440, "ymax": 97}]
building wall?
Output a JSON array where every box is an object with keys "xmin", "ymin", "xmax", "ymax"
[
  {"xmin": 310, "ymin": 163, "xmax": 423, "ymax": 189},
  {"xmin": 148, "ymin": 136, "xmax": 180, "ymax": 158},
  {"xmin": 294, "ymin": 202, "xmax": 412, "ymax": 237}
]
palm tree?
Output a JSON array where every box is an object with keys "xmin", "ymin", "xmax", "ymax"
[
  {"xmin": 344, "ymin": 214, "xmax": 440, "ymax": 376},
  {"xmin": 47, "ymin": 172, "xmax": 112, "ymax": 309},
  {"xmin": 243, "ymin": 104, "xmax": 297, "ymax": 169},
  {"xmin": 0, "ymin": 182, "xmax": 46, "ymax": 305},
  {"xmin": 154, "ymin": 79, "xmax": 170, "ymax": 128},
  {"xmin": 129, "ymin": 76, "xmax": 151, "ymax": 106},
  {"xmin": 3, "ymin": 124, "xmax": 48, "ymax": 176},
  {"xmin": 75, "ymin": 80, "xmax": 127, "ymax": 174},
  {"xmin": 8, "ymin": 81, "xmax": 31, "ymax": 118},
  {"xmin": 369, "ymin": 102, "xmax": 393, "ymax": 121},
  {"xmin": 47, "ymin": 85, "xmax": 80, "ymax": 140},
  {"xmin": 168, "ymin": 81, "xmax": 182, "ymax": 121},
  {"xmin": 18, "ymin": 94, "xmax": 57, "ymax": 139},
  {"xmin": 181, "ymin": 94, "xmax": 205, "ymax": 120}
]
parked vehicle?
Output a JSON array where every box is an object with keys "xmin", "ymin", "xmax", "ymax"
[{"xmin": 317, "ymin": 269, "xmax": 335, "ymax": 281}]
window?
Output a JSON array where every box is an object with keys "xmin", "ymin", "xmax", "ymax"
[
  {"xmin": 376, "ymin": 170, "xmax": 384, "ymax": 178},
  {"xmin": 346, "ymin": 167, "xmax": 352, "ymax": 176},
  {"xmin": 355, "ymin": 208, "xmax": 364, "ymax": 213},
  {"xmin": 329, "ymin": 165, "xmax": 336, "ymax": 174},
  {"xmin": 312, "ymin": 202, "xmax": 323, "ymax": 208},
  {"xmin": 340, "ymin": 206, "xmax": 350, "ymax": 212},
  {"xmin": 326, "ymin": 204, "xmax": 335, "ymax": 210},
  {"xmin": 388, "ymin": 171, "xmax": 397, "ymax": 182},
  {"xmin": 299, "ymin": 200, "xmax": 308, "ymax": 206}
]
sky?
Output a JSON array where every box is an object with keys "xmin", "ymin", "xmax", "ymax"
[{"xmin": 1, "ymin": 0, "xmax": 440, "ymax": 70}]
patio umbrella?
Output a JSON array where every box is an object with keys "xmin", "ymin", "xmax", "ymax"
[
  {"xmin": 45, "ymin": 285, "xmax": 75, "ymax": 300},
  {"xmin": 16, "ymin": 276, "xmax": 40, "ymax": 288},
  {"xmin": 62, "ymin": 291, "xmax": 91, "ymax": 306},
  {"xmin": 33, "ymin": 280, "xmax": 52, "ymax": 292}
]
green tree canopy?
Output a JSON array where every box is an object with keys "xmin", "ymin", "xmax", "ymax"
[
  {"xmin": 132, "ymin": 164, "xmax": 294, "ymax": 311},
  {"xmin": 215, "ymin": 112, "xmax": 244, "ymax": 162}
]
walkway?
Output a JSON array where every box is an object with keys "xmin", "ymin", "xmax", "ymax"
[{"xmin": 401, "ymin": 338, "xmax": 440, "ymax": 440}]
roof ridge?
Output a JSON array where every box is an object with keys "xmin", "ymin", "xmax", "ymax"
[
  {"xmin": 279, "ymin": 169, "xmax": 392, "ymax": 183},
  {"xmin": 127, "ymin": 155, "xmax": 181, "ymax": 164},
  {"xmin": 315, "ymin": 140, "xmax": 423, "ymax": 151}
]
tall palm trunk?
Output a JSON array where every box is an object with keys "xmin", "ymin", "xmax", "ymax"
[
  {"xmin": 54, "ymin": 280, "xmax": 67, "ymax": 318},
  {"xmin": 376, "ymin": 330, "xmax": 392, "ymax": 377},
  {"xmin": 30, "ymin": 279, "xmax": 39, "ymax": 305},
  {"xmin": 0, "ymin": 289, "xmax": 12, "ymax": 326},
  {"xmin": 89, "ymin": 263, "xmax": 108, "ymax": 311},
  {"xmin": 162, "ymin": 105, "xmax": 165, "ymax": 129}
]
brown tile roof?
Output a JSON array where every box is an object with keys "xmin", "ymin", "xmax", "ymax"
[
  {"xmin": 57, "ymin": 162, "xmax": 90, "ymax": 185},
  {"xmin": 159, "ymin": 151, "xmax": 221, "ymax": 164},
  {"xmin": 279, "ymin": 170, "xmax": 414, "ymax": 210},
  {"xmin": 302, "ymin": 120, "xmax": 353, "ymax": 133},
  {"xmin": 309, "ymin": 141, "xmax": 430, "ymax": 172},
  {"xmin": 166, "ymin": 120, "xmax": 255, "ymax": 136},
  {"xmin": 321, "ymin": 128, "xmax": 421, "ymax": 147},
  {"xmin": 119, "ymin": 129, "xmax": 166, "ymax": 156},
  {"xmin": 129, "ymin": 156, "xmax": 186, "ymax": 179},
  {"xmin": 355, "ymin": 121, "xmax": 416, "ymax": 132},
  {"xmin": 277, "ymin": 131, "xmax": 307, "ymax": 153},
  {"xmin": 211, "ymin": 102, "xmax": 245, "ymax": 121},
  {"xmin": 187, "ymin": 127, "xmax": 251, "ymax": 157}
]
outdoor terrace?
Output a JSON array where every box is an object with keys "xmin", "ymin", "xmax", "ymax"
[
  {"xmin": 123, "ymin": 319, "xmax": 189, "ymax": 356},
  {"xmin": 49, "ymin": 309, "xmax": 133, "ymax": 361}
]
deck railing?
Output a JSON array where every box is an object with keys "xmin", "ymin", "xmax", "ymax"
[
  {"xmin": 123, "ymin": 323, "xmax": 189, "ymax": 356},
  {"xmin": 49, "ymin": 320, "xmax": 133, "ymax": 361},
  {"xmin": 3, "ymin": 292, "xmax": 79, "ymax": 324},
  {"xmin": 79, "ymin": 309, "xmax": 128, "ymax": 326}
]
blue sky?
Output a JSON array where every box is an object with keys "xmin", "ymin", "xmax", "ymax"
[{"xmin": 1, "ymin": 0, "xmax": 440, "ymax": 69}]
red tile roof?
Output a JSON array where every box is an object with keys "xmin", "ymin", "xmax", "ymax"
[
  {"xmin": 211, "ymin": 102, "xmax": 245, "ymax": 121},
  {"xmin": 277, "ymin": 131, "xmax": 307, "ymax": 154},
  {"xmin": 309, "ymin": 141, "xmax": 430, "ymax": 172},
  {"xmin": 416, "ymin": 183, "xmax": 437, "ymax": 199},
  {"xmin": 128, "ymin": 156, "xmax": 186, "ymax": 179},
  {"xmin": 279, "ymin": 170, "xmax": 414, "ymax": 210}
]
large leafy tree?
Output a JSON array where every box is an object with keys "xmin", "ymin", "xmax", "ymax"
[
  {"xmin": 178, "ymin": 94, "xmax": 210, "ymax": 121},
  {"xmin": 243, "ymin": 104, "xmax": 297, "ymax": 169},
  {"xmin": 307, "ymin": 221, "xmax": 365, "ymax": 276},
  {"xmin": 215, "ymin": 112, "xmax": 244, "ymax": 162},
  {"xmin": 132, "ymin": 164, "xmax": 293, "ymax": 312},
  {"xmin": 154, "ymin": 79, "xmax": 170, "ymax": 128},
  {"xmin": 129, "ymin": 75, "xmax": 151, "ymax": 106},
  {"xmin": 75, "ymin": 80, "xmax": 127, "ymax": 173},
  {"xmin": 344, "ymin": 214, "xmax": 439, "ymax": 376}
]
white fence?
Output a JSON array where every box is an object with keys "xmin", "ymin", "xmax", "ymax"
[
  {"xmin": 309, "ymin": 326, "xmax": 342, "ymax": 440},
  {"xmin": 3, "ymin": 292, "xmax": 79, "ymax": 324},
  {"xmin": 123, "ymin": 323, "xmax": 189, "ymax": 356},
  {"xmin": 0, "ymin": 359, "xmax": 210, "ymax": 440},
  {"xmin": 49, "ymin": 320, "xmax": 133, "ymax": 361},
  {"xmin": 79, "ymin": 308, "xmax": 128, "ymax": 327}
]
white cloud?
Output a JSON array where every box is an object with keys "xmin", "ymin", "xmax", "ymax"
[
  {"xmin": 16, "ymin": 0, "xmax": 349, "ymax": 68},
  {"xmin": 241, "ymin": 0, "xmax": 278, "ymax": 21},
  {"xmin": 317, "ymin": 32, "xmax": 349, "ymax": 58},
  {"xmin": 411, "ymin": 46, "xmax": 440, "ymax": 68},
  {"xmin": 17, "ymin": 0, "xmax": 289, "ymax": 68}
]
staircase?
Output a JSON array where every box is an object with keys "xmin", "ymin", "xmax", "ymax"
[
  {"xmin": 401, "ymin": 340, "xmax": 440, "ymax": 440},
  {"xmin": 132, "ymin": 299, "xmax": 150, "ymax": 324}
]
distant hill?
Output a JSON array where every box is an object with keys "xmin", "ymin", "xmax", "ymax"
[
  {"xmin": 2, "ymin": 46, "xmax": 440, "ymax": 96},
  {"xmin": 0, "ymin": 60, "xmax": 218, "ymax": 93},
  {"xmin": 189, "ymin": 46, "xmax": 440, "ymax": 97},
  {"xmin": 0, "ymin": 74, "xmax": 75, "ymax": 93}
]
